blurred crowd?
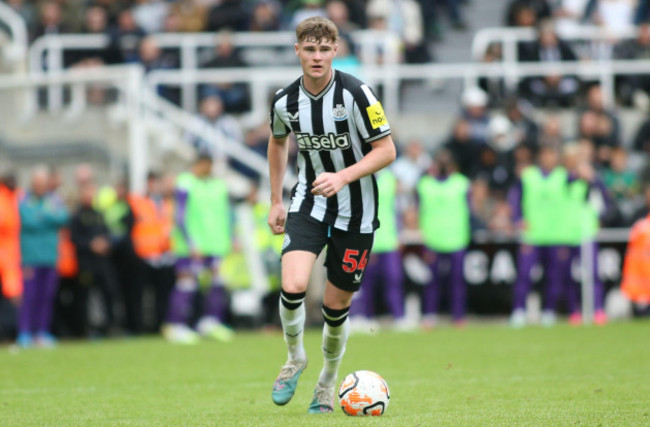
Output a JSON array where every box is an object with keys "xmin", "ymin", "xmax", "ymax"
[{"xmin": 2, "ymin": 0, "xmax": 650, "ymax": 344}]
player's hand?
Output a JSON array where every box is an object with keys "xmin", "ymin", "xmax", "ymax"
[
  {"xmin": 311, "ymin": 172, "xmax": 346, "ymax": 198},
  {"xmin": 268, "ymin": 202, "xmax": 286, "ymax": 235}
]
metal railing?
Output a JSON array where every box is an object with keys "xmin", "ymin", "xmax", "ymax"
[
  {"xmin": 471, "ymin": 25, "xmax": 638, "ymax": 64},
  {"xmin": 0, "ymin": 1, "xmax": 28, "ymax": 69},
  {"xmin": 28, "ymin": 30, "xmax": 401, "ymax": 114},
  {"xmin": 145, "ymin": 58, "xmax": 650, "ymax": 118}
]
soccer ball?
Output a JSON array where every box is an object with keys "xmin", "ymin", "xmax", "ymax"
[{"xmin": 338, "ymin": 370, "xmax": 390, "ymax": 416}]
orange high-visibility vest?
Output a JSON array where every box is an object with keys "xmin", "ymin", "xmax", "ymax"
[
  {"xmin": 56, "ymin": 228, "xmax": 79, "ymax": 278},
  {"xmin": 129, "ymin": 194, "xmax": 172, "ymax": 259},
  {"xmin": 621, "ymin": 215, "xmax": 650, "ymax": 303},
  {"xmin": 0, "ymin": 185, "xmax": 22, "ymax": 298}
]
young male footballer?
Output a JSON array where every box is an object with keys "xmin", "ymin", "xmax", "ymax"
[{"xmin": 267, "ymin": 16, "xmax": 396, "ymax": 413}]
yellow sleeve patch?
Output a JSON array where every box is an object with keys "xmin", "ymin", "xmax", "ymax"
[{"xmin": 366, "ymin": 102, "xmax": 388, "ymax": 129}]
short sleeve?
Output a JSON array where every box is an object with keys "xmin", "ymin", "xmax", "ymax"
[
  {"xmin": 352, "ymin": 84, "xmax": 391, "ymax": 143},
  {"xmin": 269, "ymin": 98, "xmax": 290, "ymax": 138}
]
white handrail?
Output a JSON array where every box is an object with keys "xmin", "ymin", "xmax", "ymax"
[
  {"xmin": 139, "ymin": 84, "xmax": 297, "ymax": 191},
  {"xmin": 0, "ymin": 1, "xmax": 28, "ymax": 67},
  {"xmin": 28, "ymin": 30, "xmax": 401, "ymax": 113},
  {"xmin": 145, "ymin": 58, "xmax": 650, "ymax": 116},
  {"xmin": 471, "ymin": 25, "xmax": 638, "ymax": 62}
]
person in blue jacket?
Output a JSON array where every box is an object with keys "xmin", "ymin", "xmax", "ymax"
[{"xmin": 17, "ymin": 165, "xmax": 69, "ymax": 348}]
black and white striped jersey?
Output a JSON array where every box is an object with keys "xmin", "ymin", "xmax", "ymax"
[{"xmin": 270, "ymin": 69, "xmax": 391, "ymax": 233}]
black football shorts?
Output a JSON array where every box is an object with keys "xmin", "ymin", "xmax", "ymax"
[{"xmin": 282, "ymin": 212, "xmax": 374, "ymax": 292}]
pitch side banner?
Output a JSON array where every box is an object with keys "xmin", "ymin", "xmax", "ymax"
[{"xmin": 462, "ymin": 240, "xmax": 627, "ymax": 314}]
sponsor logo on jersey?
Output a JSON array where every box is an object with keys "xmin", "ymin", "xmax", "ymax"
[
  {"xmin": 295, "ymin": 132, "xmax": 351, "ymax": 151},
  {"xmin": 332, "ymin": 104, "xmax": 348, "ymax": 121},
  {"xmin": 353, "ymin": 272, "xmax": 363, "ymax": 284},
  {"xmin": 366, "ymin": 102, "xmax": 387, "ymax": 129},
  {"xmin": 288, "ymin": 111, "xmax": 299, "ymax": 122}
]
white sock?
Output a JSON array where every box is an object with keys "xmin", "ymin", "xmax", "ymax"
[
  {"xmin": 279, "ymin": 293, "xmax": 306, "ymax": 362},
  {"xmin": 318, "ymin": 307, "xmax": 350, "ymax": 387}
]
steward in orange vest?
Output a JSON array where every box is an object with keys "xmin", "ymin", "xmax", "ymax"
[
  {"xmin": 0, "ymin": 175, "xmax": 22, "ymax": 299},
  {"xmin": 621, "ymin": 214, "xmax": 650, "ymax": 304}
]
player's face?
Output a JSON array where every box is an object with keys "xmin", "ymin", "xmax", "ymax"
[{"xmin": 295, "ymin": 38, "xmax": 337, "ymax": 81}]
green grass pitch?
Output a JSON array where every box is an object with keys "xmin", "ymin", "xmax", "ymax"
[{"xmin": 1, "ymin": 321, "xmax": 649, "ymax": 426}]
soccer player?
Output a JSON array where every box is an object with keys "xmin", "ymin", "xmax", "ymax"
[
  {"xmin": 562, "ymin": 144, "xmax": 608, "ymax": 325},
  {"xmin": 509, "ymin": 145, "xmax": 572, "ymax": 328},
  {"xmin": 267, "ymin": 17, "xmax": 396, "ymax": 413},
  {"xmin": 417, "ymin": 150, "xmax": 471, "ymax": 328},
  {"xmin": 163, "ymin": 154, "xmax": 234, "ymax": 344}
]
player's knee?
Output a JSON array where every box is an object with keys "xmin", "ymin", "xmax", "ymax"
[{"xmin": 281, "ymin": 281, "xmax": 308, "ymax": 294}]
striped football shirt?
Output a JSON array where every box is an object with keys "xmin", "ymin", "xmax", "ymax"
[{"xmin": 269, "ymin": 69, "xmax": 391, "ymax": 233}]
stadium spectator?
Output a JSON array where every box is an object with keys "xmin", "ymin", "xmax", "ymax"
[
  {"xmin": 417, "ymin": 151, "xmax": 471, "ymax": 328},
  {"xmin": 485, "ymin": 114, "xmax": 519, "ymax": 195},
  {"xmin": 552, "ymin": 0, "xmax": 593, "ymax": 35},
  {"xmin": 190, "ymin": 95, "xmax": 244, "ymax": 161},
  {"xmin": 392, "ymin": 138, "xmax": 432, "ymax": 196},
  {"xmin": 505, "ymin": 98, "xmax": 540, "ymax": 152},
  {"xmin": 229, "ymin": 121, "xmax": 269, "ymax": 182},
  {"xmin": 468, "ymin": 178, "xmax": 493, "ymax": 230},
  {"xmin": 31, "ymin": 1, "xmax": 68, "ymax": 42},
  {"xmin": 331, "ymin": 36, "xmax": 361, "ymax": 77},
  {"xmin": 326, "ymin": 0, "xmax": 360, "ymax": 35},
  {"xmin": 350, "ymin": 169, "xmax": 407, "ymax": 333},
  {"xmin": 366, "ymin": 0, "xmax": 431, "ymax": 64},
  {"xmin": 459, "ymin": 86, "xmax": 491, "ymax": 145},
  {"xmin": 509, "ymin": 145, "xmax": 573, "ymax": 328},
  {"xmin": 248, "ymin": 0, "xmax": 282, "ymax": 31},
  {"xmin": 17, "ymin": 166, "xmax": 69, "ymax": 348},
  {"xmin": 505, "ymin": 0, "xmax": 552, "ymax": 26},
  {"xmin": 65, "ymin": 5, "xmax": 120, "ymax": 67},
  {"xmin": 519, "ymin": 21, "xmax": 580, "ymax": 107},
  {"xmin": 445, "ymin": 119, "xmax": 480, "ymax": 178},
  {"xmin": 70, "ymin": 182, "xmax": 118, "ymax": 337},
  {"xmin": 478, "ymin": 43, "xmax": 508, "ymax": 107},
  {"xmin": 591, "ymin": 0, "xmax": 637, "ymax": 36},
  {"xmin": 96, "ymin": 179, "xmax": 144, "ymax": 335},
  {"xmin": 206, "ymin": 0, "xmax": 249, "ymax": 32},
  {"xmin": 578, "ymin": 84, "xmax": 621, "ymax": 166},
  {"xmin": 630, "ymin": 184, "xmax": 650, "ymax": 223},
  {"xmin": 562, "ymin": 145, "xmax": 608, "ymax": 326},
  {"xmin": 167, "ymin": 0, "xmax": 208, "ymax": 32},
  {"xmin": 4, "ymin": 0, "xmax": 37, "ymax": 34},
  {"xmin": 110, "ymin": 9, "xmax": 146, "ymax": 63},
  {"xmin": 163, "ymin": 154, "xmax": 234, "ymax": 344},
  {"xmin": 614, "ymin": 23, "xmax": 650, "ymax": 104},
  {"xmin": 336, "ymin": 0, "xmax": 368, "ymax": 28},
  {"xmin": 539, "ymin": 114, "xmax": 566, "ymax": 148},
  {"xmin": 137, "ymin": 36, "xmax": 179, "ymax": 103},
  {"xmin": 290, "ymin": 0, "xmax": 328, "ymax": 29},
  {"xmin": 602, "ymin": 147, "xmax": 641, "ymax": 203},
  {"xmin": 0, "ymin": 171, "xmax": 22, "ymax": 308},
  {"xmin": 632, "ymin": 112, "xmax": 650, "ymax": 159},
  {"xmin": 199, "ymin": 33, "xmax": 250, "ymax": 112},
  {"xmin": 132, "ymin": 0, "xmax": 169, "ymax": 34},
  {"xmin": 432, "ymin": 0, "xmax": 468, "ymax": 31}
]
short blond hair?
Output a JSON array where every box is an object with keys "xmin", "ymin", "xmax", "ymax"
[{"xmin": 296, "ymin": 17, "xmax": 339, "ymax": 44}]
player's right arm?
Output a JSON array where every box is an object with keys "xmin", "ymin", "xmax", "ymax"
[{"xmin": 268, "ymin": 133, "xmax": 289, "ymax": 235}]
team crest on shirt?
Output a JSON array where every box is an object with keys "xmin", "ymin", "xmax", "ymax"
[{"xmin": 332, "ymin": 104, "xmax": 348, "ymax": 121}]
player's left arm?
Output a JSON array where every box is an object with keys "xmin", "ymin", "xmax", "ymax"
[{"xmin": 311, "ymin": 135, "xmax": 396, "ymax": 197}]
